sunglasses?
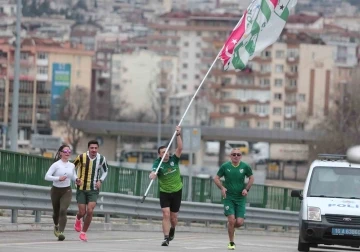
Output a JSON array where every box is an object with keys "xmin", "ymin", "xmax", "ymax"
[
  {"xmin": 231, "ymin": 153, "xmax": 242, "ymax": 157},
  {"xmin": 62, "ymin": 150, "xmax": 71, "ymax": 154}
]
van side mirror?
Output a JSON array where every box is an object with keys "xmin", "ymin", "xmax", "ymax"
[
  {"xmin": 291, "ymin": 190, "xmax": 303, "ymax": 200},
  {"xmin": 347, "ymin": 145, "xmax": 360, "ymax": 164}
]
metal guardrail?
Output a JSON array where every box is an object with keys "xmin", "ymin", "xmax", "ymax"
[
  {"xmin": 0, "ymin": 182, "xmax": 299, "ymax": 229},
  {"xmin": 0, "ymin": 149, "xmax": 302, "ymax": 211}
]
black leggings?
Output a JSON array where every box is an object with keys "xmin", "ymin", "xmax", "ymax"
[{"xmin": 50, "ymin": 186, "xmax": 72, "ymax": 232}]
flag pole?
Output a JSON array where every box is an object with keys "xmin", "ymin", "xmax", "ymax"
[{"xmin": 141, "ymin": 49, "xmax": 223, "ymax": 203}]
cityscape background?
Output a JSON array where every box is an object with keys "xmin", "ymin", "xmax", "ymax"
[{"xmin": 1, "ymin": 0, "xmax": 360, "ymax": 188}]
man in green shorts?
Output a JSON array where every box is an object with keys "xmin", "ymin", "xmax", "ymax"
[
  {"xmin": 213, "ymin": 148, "xmax": 254, "ymax": 250},
  {"xmin": 73, "ymin": 140, "xmax": 109, "ymax": 242},
  {"xmin": 149, "ymin": 126, "xmax": 183, "ymax": 246}
]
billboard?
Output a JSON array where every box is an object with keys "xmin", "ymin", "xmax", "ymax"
[{"xmin": 51, "ymin": 63, "xmax": 71, "ymax": 120}]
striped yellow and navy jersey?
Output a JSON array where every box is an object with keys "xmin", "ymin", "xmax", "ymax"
[{"xmin": 73, "ymin": 151, "xmax": 109, "ymax": 191}]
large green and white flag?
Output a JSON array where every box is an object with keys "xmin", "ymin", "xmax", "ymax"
[{"xmin": 219, "ymin": 0, "xmax": 297, "ymax": 71}]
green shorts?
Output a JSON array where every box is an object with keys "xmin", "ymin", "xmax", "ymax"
[
  {"xmin": 76, "ymin": 190, "xmax": 99, "ymax": 204},
  {"xmin": 223, "ymin": 197, "xmax": 246, "ymax": 218}
]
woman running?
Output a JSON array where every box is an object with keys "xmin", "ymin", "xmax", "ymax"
[{"xmin": 45, "ymin": 144, "xmax": 81, "ymax": 241}]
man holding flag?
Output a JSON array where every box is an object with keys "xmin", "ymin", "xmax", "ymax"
[{"xmin": 149, "ymin": 126, "xmax": 183, "ymax": 246}]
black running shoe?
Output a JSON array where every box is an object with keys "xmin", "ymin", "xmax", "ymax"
[{"xmin": 161, "ymin": 238, "xmax": 169, "ymax": 246}]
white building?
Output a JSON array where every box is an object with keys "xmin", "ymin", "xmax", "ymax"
[{"xmin": 111, "ymin": 50, "xmax": 179, "ymax": 120}]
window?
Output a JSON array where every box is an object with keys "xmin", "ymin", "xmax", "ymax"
[
  {"xmin": 260, "ymin": 64, "xmax": 271, "ymax": 73},
  {"xmin": 183, "ymin": 63, "xmax": 188, "ymax": 69},
  {"xmin": 237, "ymin": 120, "xmax": 249, "ymax": 128},
  {"xmin": 239, "ymin": 106, "xmax": 249, "ymax": 114},
  {"xmin": 261, "ymin": 51, "xmax": 271, "ymax": 58},
  {"xmin": 275, "ymin": 65, "xmax": 284, "ymax": 73},
  {"xmin": 220, "ymin": 106, "xmax": 230, "ymax": 113},
  {"xmin": 285, "ymin": 106, "xmax": 296, "ymax": 116},
  {"xmin": 274, "ymin": 93, "xmax": 282, "ymax": 101},
  {"xmin": 184, "ymin": 41, "xmax": 189, "ymax": 47},
  {"xmin": 255, "ymin": 104, "xmax": 269, "ymax": 115},
  {"xmin": 308, "ymin": 167, "xmax": 360, "ymax": 198},
  {"xmin": 273, "ymin": 107, "xmax": 282, "ymax": 115},
  {"xmin": 37, "ymin": 52, "xmax": 48, "ymax": 60},
  {"xmin": 273, "ymin": 121, "xmax": 281, "ymax": 129},
  {"xmin": 290, "ymin": 65, "xmax": 298, "ymax": 73},
  {"xmin": 275, "ymin": 50, "xmax": 284, "ymax": 58},
  {"xmin": 37, "ymin": 66, "xmax": 48, "ymax": 75},
  {"xmin": 20, "ymin": 52, "xmax": 28, "ymax": 60},
  {"xmin": 289, "ymin": 79, "xmax": 297, "ymax": 87},
  {"xmin": 0, "ymin": 79, "xmax": 5, "ymax": 89},
  {"xmin": 260, "ymin": 79, "xmax": 270, "ymax": 87},
  {"xmin": 337, "ymin": 46, "xmax": 347, "ymax": 63},
  {"xmin": 97, "ymin": 53, "xmax": 104, "ymax": 59},
  {"xmin": 298, "ymin": 94, "xmax": 306, "ymax": 102},
  {"xmin": 221, "ymin": 92, "xmax": 231, "ymax": 99},
  {"xmin": 287, "ymin": 48, "xmax": 299, "ymax": 58},
  {"xmin": 274, "ymin": 79, "xmax": 283, "ymax": 87},
  {"xmin": 257, "ymin": 121, "xmax": 269, "ymax": 128},
  {"xmin": 284, "ymin": 120, "xmax": 296, "ymax": 129}
]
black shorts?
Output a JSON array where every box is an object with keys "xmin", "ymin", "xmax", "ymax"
[{"xmin": 159, "ymin": 189, "xmax": 182, "ymax": 213}]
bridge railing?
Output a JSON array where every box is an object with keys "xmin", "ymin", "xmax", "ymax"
[{"xmin": 0, "ymin": 149, "xmax": 301, "ymax": 211}]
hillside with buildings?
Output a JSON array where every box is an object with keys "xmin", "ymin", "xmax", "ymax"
[{"xmin": 0, "ymin": 0, "xmax": 359, "ymax": 183}]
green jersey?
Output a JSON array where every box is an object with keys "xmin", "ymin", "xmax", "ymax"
[
  {"xmin": 216, "ymin": 161, "xmax": 253, "ymax": 200},
  {"xmin": 152, "ymin": 154, "xmax": 183, "ymax": 193}
]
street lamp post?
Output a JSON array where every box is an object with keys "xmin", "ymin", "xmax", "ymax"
[
  {"xmin": 157, "ymin": 88, "xmax": 166, "ymax": 147},
  {"xmin": 10, "ymin": 0, "xmax": 21, "ymax": 151}
]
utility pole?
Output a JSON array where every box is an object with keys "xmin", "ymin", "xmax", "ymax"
[{"xmin": 10, "ymin": 0, "xmax": 21, "ymax": 151}]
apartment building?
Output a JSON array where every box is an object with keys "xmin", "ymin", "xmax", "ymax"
[
  {"xmin": 207, "ymin": 31, "xmax": 336, "ymax": 130},
  {"xmin": 146, "ymin": 11, "xmax": 241, "ymax": 125},
  {"xmin": 90, "ymin": 48, "xmax": 113, "ymax": 120},
  {"xmin": 0, "ymin": 37, "xmax": 93, "ymax": 141},
  {"xmin": 111, "ymin": 50, "xmax": 178, "ymax": 122}
]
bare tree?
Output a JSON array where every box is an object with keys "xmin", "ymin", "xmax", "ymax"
[
  {"xmin": 58, "ymin": 86, "xmax": 90, "ymax": 154},
  {"xmin": 309, "ymin": 67, "xmax": 360, "ymax": 160},
  {"xmin": 109, "ymin": 83, "xmax": 130, "ymax": 121},
  {"xmin": 148, "ymin": 70, "xmax": 174, "ymax": 124}
]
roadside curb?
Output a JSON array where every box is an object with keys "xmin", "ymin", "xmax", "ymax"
[{"xmin": 0, "ymin": 222, "xmax": 299, "ymax": 237}]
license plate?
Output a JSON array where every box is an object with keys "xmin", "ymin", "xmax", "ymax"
[{"xmin": 332, "ymin": 228, "xmax": 360, "ymax": 236}]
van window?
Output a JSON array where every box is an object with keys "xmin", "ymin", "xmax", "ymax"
[{"xmin": 307, "ymin": 166, "xmax": 360, "ymax": 198}]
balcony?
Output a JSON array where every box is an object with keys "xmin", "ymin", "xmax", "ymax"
[
  {"xmin": 37, "ymin": 89, "xmax": 51, "ymax": 94},
  {"xmin": 252, "ymin": 56, "xmax": 272, "ymax": 63},
  {"xmin": 285, "ymin": 72, "xmax": 298, "ymax": 78},
  {"xmin": 19, "ymin": 104, "xmax": 33, "ymax": 109},
  {"xmin": 9, "ymin": 69, "xmax": 36, "ymax": 81},
  {"xmin": 36, "ymin": 73, "xmax": 49, "ymax": 81},
  {"xmin": 285, "ymin": 86, "xmax": 297, "ymax": 93},
  {"xmin": 100, "ymin": 71, "xmax": 110, "ymax": 79},
  {"xmin": 0, "ymin": 57, "xmax": 8, "ymax": 66},
  {"xmin": 19, "ymin": 57, "xmax": 35, "ymax": 66},
  {"xmin": 286, "ymin": 56, "xmax": 299, "ymax": 64},
  {"xmin": 36, "ymin": 58, "xmax": 49, "ymax": 66},
  {"xmin": 210, "ymin": 112, "xmax": 269, "ymax": 120}
]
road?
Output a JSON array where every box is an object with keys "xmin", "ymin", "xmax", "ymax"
[{"xmin": 0, "ymin": 230, "xmax": 358, "ymax": 252}]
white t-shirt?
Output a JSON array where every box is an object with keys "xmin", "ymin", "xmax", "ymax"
[{"xmin": 45, "ymin": 159, "xmax": 77, "ymax": 188}]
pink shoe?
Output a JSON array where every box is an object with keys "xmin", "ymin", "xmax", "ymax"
[
  {"xmin": 74, "ymin": 218, "xmax": 82, "ymax": 232},
  {"xmin": 79, "ymin": 232, "xmax": 87, "ymax": 242}
]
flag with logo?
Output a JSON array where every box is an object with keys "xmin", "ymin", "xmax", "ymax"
[{"xmin": 219, "ymin": 0, "xmax": 297, "ymax": 71}]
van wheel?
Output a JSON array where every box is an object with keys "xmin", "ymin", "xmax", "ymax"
[{"xmin": 298, "ymin": 237, "xmax": 310, "ymax": 252}]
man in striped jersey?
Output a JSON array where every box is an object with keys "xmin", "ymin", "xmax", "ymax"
[
  {"xmin": 73, "ymin": 140, "xmax": 109, "ymax": 241},
  {"xmin": 149, "ymin": 126, "xmax": 183, "ymax": 246}
]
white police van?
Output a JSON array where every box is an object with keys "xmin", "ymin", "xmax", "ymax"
[{"xmin": 291, "ymin": 154, "xmax": 360, "ymax": 252}]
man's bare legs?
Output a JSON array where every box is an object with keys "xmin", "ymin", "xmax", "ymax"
[{"xmin": 227, "ymin": 215, "xmax": 244, "ymax": 242}]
